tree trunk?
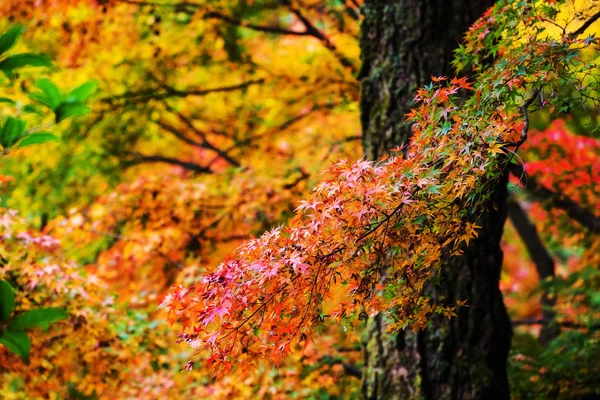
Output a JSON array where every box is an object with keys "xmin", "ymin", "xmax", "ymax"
[{"xmin": 358, "ymin": 1, "xmax": 512, "ymax": 399}]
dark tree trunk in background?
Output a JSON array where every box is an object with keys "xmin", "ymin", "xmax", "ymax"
[{"xmin": 358, "ymin": 1, "xmax": 512, "ymax": 399}]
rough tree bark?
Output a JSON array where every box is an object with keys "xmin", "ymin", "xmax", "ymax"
[{"xmin": 358, "ymin": 1, "xmax": 512, "ymax": 399}]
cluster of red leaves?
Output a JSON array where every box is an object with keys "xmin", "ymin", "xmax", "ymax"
[
  {"xmin": 523, "ymin": 119, "xmax": 600, "ymax": 209},
  {"xmin": 161, "ymin": 76, "xmax": 520, "ymax": 375}
]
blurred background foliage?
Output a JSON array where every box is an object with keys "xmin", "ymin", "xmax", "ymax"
[{"xmin": 0, "ymin": 0, "xmax": 599, "ymax": 398}]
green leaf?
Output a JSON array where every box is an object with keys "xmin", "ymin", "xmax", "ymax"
[
  {"xmin": 0, "ymin": 53, "xmax": 52, "ymax": 75},
  {"xmin": 65, "ymin": 80, "xmax": 98, "ymax": 103},
  {"xmin": 0, "ymin": 280, "xmax": 15, "ymax": 321},
  {"xmin": 8, "ymin": 307, "xmax": 68, "ymax": 331},
  {"xmin": 33, "ymin": 79, "xmax": 62, "ymax": 111},
  {"xmin": 55, "ymin": 102, "xmax": 90, "ymax": 123},
  {"xmin": 426, "ymin": 185, "xmax": 441, "ymax": 194},
  {"xmin": 29, "ymin": 92, "xmax": 54, "ymax": 109},
  {"xmin": 22, "ymin": 104, "xmax": 43, "ymax": 115},
  {"xmin": 0, "ymin": 97, "xmax": 15, "ymax": 105},
  {"xmin": 17, "ymin": 132, "xmax": 58, "ymax": 148},
  {"xmin": 0, "ymin": 26, "xmax": 26, "ymax": 56},
  {"xmin": 0, "ymin": 329, "xmax": 31, "ymax": 364},
  {"xmin": 0, "ymin": 116, "xmax": 27, "ymax": 148}
]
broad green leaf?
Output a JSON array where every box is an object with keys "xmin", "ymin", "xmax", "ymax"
[
  {"xmin": 17, "ymin": 132, "xmax": 58, "ymax": 148},
  {"xmin": 0, "ymin": 97, "xmax": 15, "ymax": 104},
  {"xmin": 34, "ymin": 79, "xmax": 62, "ymax": 111},
  {"xmin": 0, "ymin": 280, "xmax": 15, "ymax": 321},
  {"xmin": 8, "ymin": 307, "xmax": 68, "ymax": 330},
  {"xmin": 0, "ymin": 116, "xmax": 27, "ymax": 148},
  {"xmin": 0, "ymin": 329, "xmax": 31, "ymax": 364},
  {"xmin": 0, "ymin": 26, "xmax": 26, "ymax": 56},
  {"xmin": 29, "ymin": 92, "xmax": 55, "ymax": 109},
  {"xmin": 0, "ymin": 53, "xmax": 52, "ymax": 75},
  {"xmin": 66, "ymin": 80, "xmax": 98, "ymax": 103},
  {"xmin": 22, "ymin": 104, "xmax": 43, "ymax": 115},
  {"xmin": 55, "ymin": 103, "xmax": 90, "ymax": 123}
]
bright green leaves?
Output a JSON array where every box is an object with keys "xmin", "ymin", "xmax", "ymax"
[
  {"xmin": 55, "ymin": 103, "xmax": 90, "ymax": 124},
  {"xmin": 17, "ymin": 132, "xmax": 59, "ymax": 148},
  {"xmin": 0, "ymin": 26, "xmax": 97, "ymax": 153},
  {"xmin": 67, "ymin": 80, "xmax": 99, "ymax": 103},
  {"xmin": 29, "ymin": 79, "xmax": 97, "ymax": 123},
  {"xmin": 0, "ymin": 116, "xmax": 27, "ymax": 149},
  {"xmin": 0, "ymin": 26, "xmax": 52, "ymax": 78},
  {"xmin": 0, "ymin": 54, "xmax": 53, "ymax": 77},
  {"xmin": 0, "ymin": 26, "xmax": 25, "ymax": 56},
  {"xmin": 0, "ymin": 279, "xmax": 15, "ymax": 321},
  {"xmin": 0, "ymin": 117, "xmax": 58, "ymax": 150},
  {"xmin": 30, "ymin": 78, "xmax": 62, "ymax": 110},
  {"xmin": 9, "ymin": 308, "xmax": 69, "ymax": 331},
  {"xmin": 0, "ymin": 329, "xmax": 31, "ymax": 364},
  {"xmin": 0, "ymin": 26, "xmax": 60, "ymax": 153},
  {"xmin": 0, "ymin": 280, "xmax": 68, "ymax": 364}
]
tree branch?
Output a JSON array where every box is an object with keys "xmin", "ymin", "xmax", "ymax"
[
  {"xmin": 125, "ymin": 152, "xmax": 212, "ymax": 174},
  {"xmin": 115, "ymin": 0, "xmax": 199, "ymax": 9},
  {"xmin": 170, "ymin": 110, "xmax": 242, "ymax": 168},
  {"xmin": 508, "ymin": 200, "xmax": 559, "ymax": 343},
  {"xmin": 508, "ymin": 201, "xmax": 555, "ymax": 280},
  {"xmin": 569, "ymin": 11, "xmax": 600, "ymax": 38},
  {"xmin": 205, "ymin": 7, "xmax": 357, "ymax": 73},
  {"xmin": 204, "ymin": 11, "xmax": 311, "ymax": 36},
  {"xmin": 154, "ymin": 119, "xmax": 205, "ymax": 148},
  {"xmin": 283, "ymin": 168, "xmax": 310, "ymax": 190},
  {"xmin": 520, "ymin": 173, "xmax": 600, "ymax": 233},
  {"xmin": 156, "ymin": 117, "xmax": 241, "ymax": 168},
  {"xmin": 102, "ymin": 79, "xmax": 264, "ymax": 104},
  {"xmin": 286, "ymin": 4, "xmax": 357, "ymax": 73}
]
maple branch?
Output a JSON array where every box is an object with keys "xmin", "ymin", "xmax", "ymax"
[
  {"xmin": 115, "ymin": 0, "xmax": 199, "ymax": 9},
  {"xmin": 508, "ymin": 201, "xmax": 559, "ymax": 343},
  {"xmin": 204, "ymin": 11, "xmax": 311, "ymax": 36},
  {"xmin": 504, "ymin": 88, "xmax": 540, "ymax": 148},
  {"xmin": 170, "ymin": 111, "xmax": 242, "ymax": 168},
  {"xmin": 155, "ymin": 119, "xmax": 205, "ymax": 148},
  {"xmin": 507, "ymin": 201, "xmax": 555, "ymax": 280},
  {"xmin": 102, "ymin": 79, "xmax": 264, "ymax": 104},
  {"xmin": 569, "ymin": 11, "xmax": 600, "ymax": 38},
  {"xmin": 283, "ymin": 168, "xmax": 310, "ymax": 190},
  {"xmin": 205, "ymin": 7, "xmax": 357, "ymax": 73},
  {"xmin": 125, "ymin": 152, "xmax": 212, "ymax": 174},
  {"xmin": 517, "ymin": 172, "xmax": 600, "ymax": 233},
  {"xmin": 155, "ymin": 117, "xmax": 241, "ymax": 168},
  {"xmin": 285, "ymin": 4, "xmax": 357, "ymax": 73}
]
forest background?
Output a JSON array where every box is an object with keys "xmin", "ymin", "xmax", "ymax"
[{"xmin": 0, "ymin": 0, "xmax": 599, "ymax": 399}]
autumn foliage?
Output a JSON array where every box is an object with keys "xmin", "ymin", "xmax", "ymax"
[{"xmin": 1, "ymin": 0, "xmax": 600, "ymax": 398}]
